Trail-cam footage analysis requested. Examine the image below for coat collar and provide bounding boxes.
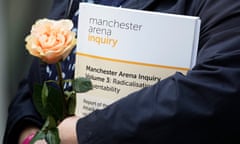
[121,0,156,10]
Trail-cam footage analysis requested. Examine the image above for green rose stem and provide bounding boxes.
[31,62,73,144]
[56,62,68,120]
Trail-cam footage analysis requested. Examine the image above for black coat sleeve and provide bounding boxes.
[76,0,240,144]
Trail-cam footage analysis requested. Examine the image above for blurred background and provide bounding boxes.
[0,0,53,142]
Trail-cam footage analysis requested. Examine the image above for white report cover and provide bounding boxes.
[75,2,201,116]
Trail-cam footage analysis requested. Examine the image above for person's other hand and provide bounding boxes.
[58,116,79,144]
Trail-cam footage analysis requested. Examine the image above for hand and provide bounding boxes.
[58,116,79,144]
[18,126,39,144]
[34,140,48,144]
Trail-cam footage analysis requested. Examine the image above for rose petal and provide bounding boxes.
[25,18,76,64]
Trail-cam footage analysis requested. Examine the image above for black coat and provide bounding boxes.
[4,0,240,143]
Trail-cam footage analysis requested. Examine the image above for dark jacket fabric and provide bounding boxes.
[4,0,240,144]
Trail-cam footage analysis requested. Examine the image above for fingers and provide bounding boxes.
[34,139,47,144]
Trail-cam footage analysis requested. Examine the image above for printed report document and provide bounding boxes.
[74,2,201,116]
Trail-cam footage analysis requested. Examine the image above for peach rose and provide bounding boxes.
[25,18,76,64]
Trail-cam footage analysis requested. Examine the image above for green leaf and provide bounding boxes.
[33,83,65,121]
[30,130,46,144]
[42,82,48,108]
[42,116,57,130]
[73,77,92,93]
[46,85,65,121]
[67,93,76,115]
[33,83,48,119]
[30,116,60,144]
[43,116,60,144]
[64,91,75,99]
[46,128,61,144]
